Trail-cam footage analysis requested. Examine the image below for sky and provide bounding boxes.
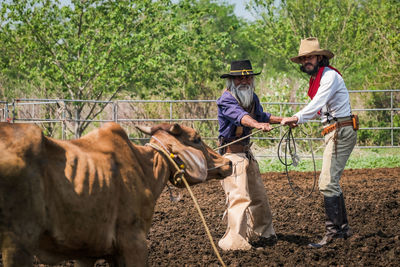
[227,0,255,21]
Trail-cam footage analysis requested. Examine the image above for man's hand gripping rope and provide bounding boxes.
[214,124,283,152]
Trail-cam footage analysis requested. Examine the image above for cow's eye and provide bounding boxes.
[193,137,202,144]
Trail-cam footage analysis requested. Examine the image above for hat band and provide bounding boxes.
[230,69,253,75]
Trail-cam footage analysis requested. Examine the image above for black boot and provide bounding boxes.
[309,194,350,248]
[338,193,352,238]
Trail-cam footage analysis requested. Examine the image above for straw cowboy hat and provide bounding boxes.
[290,37,334,64]
[220,60,261,78]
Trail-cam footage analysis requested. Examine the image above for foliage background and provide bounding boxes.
[0,0,399,144]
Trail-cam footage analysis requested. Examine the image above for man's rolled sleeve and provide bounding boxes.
[254,95,271,123]
[257,109,271,123]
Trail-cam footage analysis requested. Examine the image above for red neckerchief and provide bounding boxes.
[308,66,342,99]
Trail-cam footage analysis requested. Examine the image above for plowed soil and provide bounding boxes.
[4,168,399,266]
[147,167,400,267]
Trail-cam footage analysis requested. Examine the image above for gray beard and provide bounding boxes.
[231,84,254,109]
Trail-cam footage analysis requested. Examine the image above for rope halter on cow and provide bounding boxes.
[146,135,186,186]
[145,136,227,267]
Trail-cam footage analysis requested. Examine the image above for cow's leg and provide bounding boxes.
[74,259,97,267]
[104,257,117,267]
[117,229,148,267]
[1,239,33,267]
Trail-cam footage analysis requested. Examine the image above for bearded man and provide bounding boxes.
[281,38,358,248]
[217,59,283,250]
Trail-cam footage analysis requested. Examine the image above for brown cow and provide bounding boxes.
[0,122,232,267]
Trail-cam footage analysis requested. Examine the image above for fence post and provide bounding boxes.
[5,101,9,121]
[12,99,15,123]
[113,101,118,122]
[391,91,393,146]
[279,103,283,139]
[62,101,66,140]
[169,102,173,123]
[75,107,79,138]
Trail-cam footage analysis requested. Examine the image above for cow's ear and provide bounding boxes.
[169,123,182,135]
[136,125,152,135]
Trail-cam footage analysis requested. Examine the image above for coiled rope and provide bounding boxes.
[277,126,317,198]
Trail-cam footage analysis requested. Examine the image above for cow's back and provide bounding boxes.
[36,122,148,259]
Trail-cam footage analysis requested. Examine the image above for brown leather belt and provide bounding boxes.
[321,120,353,136]
[225,143,249,154]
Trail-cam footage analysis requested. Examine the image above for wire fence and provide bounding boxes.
[1,89,399,158]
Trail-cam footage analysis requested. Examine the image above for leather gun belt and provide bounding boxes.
[321,119,353,137]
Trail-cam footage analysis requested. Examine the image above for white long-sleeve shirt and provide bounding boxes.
[294,67,352,124]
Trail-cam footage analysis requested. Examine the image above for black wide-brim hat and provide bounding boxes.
[220,59,261,78]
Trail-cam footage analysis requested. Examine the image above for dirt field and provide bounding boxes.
[147,167,400,267]
[2,168,399,266]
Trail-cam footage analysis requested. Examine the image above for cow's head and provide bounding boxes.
[137,123,232,187]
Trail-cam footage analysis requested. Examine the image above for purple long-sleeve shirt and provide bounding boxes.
[217,90,271,144]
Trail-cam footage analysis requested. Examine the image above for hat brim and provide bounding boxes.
[290,50,334,64]
[220,72,261,79]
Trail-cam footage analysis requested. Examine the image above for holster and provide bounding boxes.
[351,114,359,130]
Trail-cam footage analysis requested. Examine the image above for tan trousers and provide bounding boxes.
[319,126,357,197]
[218,152,275,251]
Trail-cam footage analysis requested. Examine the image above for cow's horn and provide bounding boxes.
[136,125,152,135]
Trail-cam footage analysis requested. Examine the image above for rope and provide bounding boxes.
[277,126,317,199]
[214,125,283,151]
[146,142,227,267]
[180,176,226,267]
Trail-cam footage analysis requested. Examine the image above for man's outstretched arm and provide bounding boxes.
[241,115,271,132]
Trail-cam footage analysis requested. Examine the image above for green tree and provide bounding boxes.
[360,0,400,91]
[0,0,234,136]
[245,0,399,89]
